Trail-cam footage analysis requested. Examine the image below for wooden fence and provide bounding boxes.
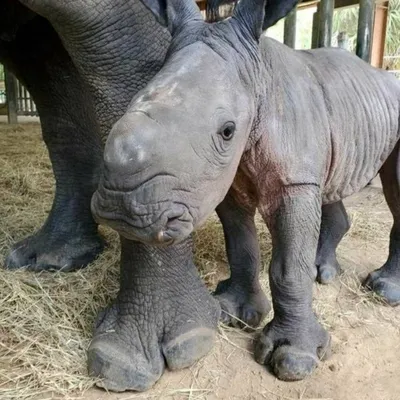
[2,68,38,123]
[17,81,37,116]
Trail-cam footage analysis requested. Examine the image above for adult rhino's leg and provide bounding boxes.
[255,186,330,381]
[215,192,270,328]
[2,16,103,271]
[88,237,220,392]
[364,143,400,305]
[316,201,350,284]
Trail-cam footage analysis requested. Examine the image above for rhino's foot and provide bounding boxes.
[364,268,400,306]
[214,279,270,328]
[254,315,331,381]
[88,240,220,392]
[316,256,341,285]
[89,299,219,392]
[5,230,104,272]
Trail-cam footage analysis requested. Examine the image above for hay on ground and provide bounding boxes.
[0,122,397,400]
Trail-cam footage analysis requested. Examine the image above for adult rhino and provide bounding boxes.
[1,0,225,392]
[93,0,400,382]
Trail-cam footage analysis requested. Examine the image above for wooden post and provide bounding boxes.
[337,32,349,50]
[284,7,297,48]
[311,7,320,49]
[318,0,334,48]
[371,1,388,68]
[4,67,18,124]
[356,0,375,62]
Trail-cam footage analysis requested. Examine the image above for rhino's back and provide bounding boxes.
[260,38,400,203]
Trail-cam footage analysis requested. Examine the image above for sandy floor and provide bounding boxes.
[0,122,399,400]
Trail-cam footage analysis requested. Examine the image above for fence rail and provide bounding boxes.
[1,67,39,122]
[17,82,37,116]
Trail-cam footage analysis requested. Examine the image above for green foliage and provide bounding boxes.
[0,64,4,81]
[332,5,359,52]
[385,0,400,61]
[333,1,400,71]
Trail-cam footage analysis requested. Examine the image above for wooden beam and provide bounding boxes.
[371,1,388,68]
[334,0,359,8]
[337,32,350,50]
[196,0,360,10]
[197,0,206,11]
[4,67,18,124]
[284,7,297,48]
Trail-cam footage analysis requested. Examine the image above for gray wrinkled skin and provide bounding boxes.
[93,0,400,382]
[1,0,220,391]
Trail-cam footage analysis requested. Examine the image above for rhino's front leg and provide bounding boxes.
[88,237,220,392]
[215,192,270,328]
[2,17,104,271]
[255,187,331,381]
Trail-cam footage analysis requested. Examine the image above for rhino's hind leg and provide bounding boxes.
[88,237,220,392]
[316,201,350,284]
[364,143,400,305]
[2,17,104,271]
[214,193,270,328]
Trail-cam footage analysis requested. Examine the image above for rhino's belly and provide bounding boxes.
[322,128,399,204]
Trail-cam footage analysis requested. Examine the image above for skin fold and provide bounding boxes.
[93,0,400,383]
[1,0,221,392]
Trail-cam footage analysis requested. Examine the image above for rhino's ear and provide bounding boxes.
[141,0,203,34]
[263,0,299,30]
[231,0,299,40]
[231,0,267,41]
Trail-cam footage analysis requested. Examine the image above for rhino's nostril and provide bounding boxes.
[157,231,164,242]
[155,230,174,245]
[157,230,165,242]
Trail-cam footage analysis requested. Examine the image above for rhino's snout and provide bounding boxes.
[91,187,194,246]
[92,110,195,245]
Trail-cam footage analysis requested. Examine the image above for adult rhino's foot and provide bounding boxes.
[254,315,331,381]
[214,279,270,328]
[5,229,104,272]
[88,238,220,392]
[364,267,400,306]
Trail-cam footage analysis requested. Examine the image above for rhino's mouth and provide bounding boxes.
[91,188,194,246]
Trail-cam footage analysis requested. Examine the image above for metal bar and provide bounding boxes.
[23,85,29,114]
[4,67,18,124]
[318,0,334,48]
[311,7,320,49]
[284,7,298,48]
[30,96,35,115]
[17,79,23,112]
[356,0,375,62]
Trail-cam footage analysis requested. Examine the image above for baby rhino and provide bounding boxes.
[92,0,400,382]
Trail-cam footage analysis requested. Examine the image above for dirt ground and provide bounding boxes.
[0,122,399,400]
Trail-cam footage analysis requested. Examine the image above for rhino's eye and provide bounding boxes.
[219,122,236,141]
